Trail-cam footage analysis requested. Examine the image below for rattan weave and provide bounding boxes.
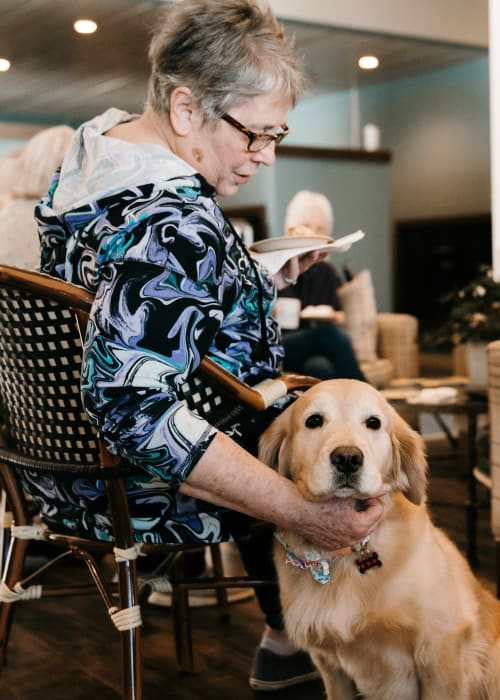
[0,285,100,464]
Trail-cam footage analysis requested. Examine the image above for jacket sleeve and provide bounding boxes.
[80,204,240,486]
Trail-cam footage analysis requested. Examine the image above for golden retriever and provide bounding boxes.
[259,379,500,700]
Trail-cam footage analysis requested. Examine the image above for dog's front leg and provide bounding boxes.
[419,630,490,700]
[311,650,358,700]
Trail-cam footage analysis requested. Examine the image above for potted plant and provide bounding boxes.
[434,266,500,386]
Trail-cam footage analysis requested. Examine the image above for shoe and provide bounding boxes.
[145,542,255,607]
[248,647,321,691]
[142,572,254,608]
[147,582,254,607]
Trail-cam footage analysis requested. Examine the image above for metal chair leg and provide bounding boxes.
[0,538,29,670]
[171,582,194,674]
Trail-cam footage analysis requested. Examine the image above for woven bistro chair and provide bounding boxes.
[0,264,317,700]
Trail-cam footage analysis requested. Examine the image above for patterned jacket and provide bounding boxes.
[32,108,284,544]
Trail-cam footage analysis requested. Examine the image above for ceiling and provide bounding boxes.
[0,0,487,126]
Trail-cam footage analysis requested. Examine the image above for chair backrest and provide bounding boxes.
[0,266,100,467]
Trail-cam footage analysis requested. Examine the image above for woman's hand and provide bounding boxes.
[274,250,330,290]
[291,492,387,552]
[332,309,346,325]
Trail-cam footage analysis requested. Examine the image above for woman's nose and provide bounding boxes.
[251,141,277,166]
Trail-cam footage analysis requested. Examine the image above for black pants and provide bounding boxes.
[236,525,283,630]
[181,524,282,630]
[222,398,298,630]
[282,322,366,381]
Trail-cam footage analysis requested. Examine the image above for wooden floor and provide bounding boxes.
[0,435,496,700]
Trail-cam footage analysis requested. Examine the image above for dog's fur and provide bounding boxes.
[259,379,500,700]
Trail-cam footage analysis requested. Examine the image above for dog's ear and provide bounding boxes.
[388,409,428,504]
[258,411,290,476]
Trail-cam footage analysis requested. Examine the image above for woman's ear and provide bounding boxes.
[169,86,197,136]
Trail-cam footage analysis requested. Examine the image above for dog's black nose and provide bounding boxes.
[330,446,364,474]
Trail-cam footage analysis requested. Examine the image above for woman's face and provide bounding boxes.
[291,210,331,238]
[194,90,291,196]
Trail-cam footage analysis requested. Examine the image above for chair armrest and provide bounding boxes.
[199,357,319,411]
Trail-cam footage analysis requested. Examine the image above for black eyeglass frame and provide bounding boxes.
[221,113,289,152]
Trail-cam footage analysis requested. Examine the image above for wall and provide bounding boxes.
[0,139,25,157]
[220,155,392,310]
[286,92,354,148]
[285,57,491,222]
[360,56,490,221]
[9,56,479,314]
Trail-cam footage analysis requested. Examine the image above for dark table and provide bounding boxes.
[383,387,488,568]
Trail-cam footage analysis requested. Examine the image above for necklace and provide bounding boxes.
[223,215,271,361]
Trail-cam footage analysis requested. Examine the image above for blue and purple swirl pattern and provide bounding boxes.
[34,159,284,544]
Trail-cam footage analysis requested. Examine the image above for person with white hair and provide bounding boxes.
[285,189,334,239]
[0,125,74,269]
[279,190,367,381]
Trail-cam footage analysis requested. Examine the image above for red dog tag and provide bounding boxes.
[355,550,383,574]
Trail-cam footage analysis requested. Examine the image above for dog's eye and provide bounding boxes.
[365,416,381,430]
[305,413,324,429]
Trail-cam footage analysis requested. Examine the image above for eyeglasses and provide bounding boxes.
[221,113,289,152]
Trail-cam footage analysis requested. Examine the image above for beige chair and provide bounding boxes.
[361,312,419,388]
[337,270,419,388]
[488,339,500,596]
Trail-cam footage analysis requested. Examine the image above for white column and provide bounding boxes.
[490,0,500,280]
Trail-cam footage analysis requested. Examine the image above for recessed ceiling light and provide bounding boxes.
[74,19,98,34]
[0,58,11,72]
[358,55,380,70]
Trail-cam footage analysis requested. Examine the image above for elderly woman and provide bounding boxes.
[279,190,367,381]
[35,0,385,690]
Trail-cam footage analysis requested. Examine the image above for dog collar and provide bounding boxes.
[274,532,381,584]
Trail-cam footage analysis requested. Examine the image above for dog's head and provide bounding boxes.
[259,379,427,504]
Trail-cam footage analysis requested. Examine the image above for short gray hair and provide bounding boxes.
[147,0,306,120]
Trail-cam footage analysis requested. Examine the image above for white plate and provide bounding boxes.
[249,230,365,275]
[320,230,365,251]
[249,235,333,254]
[300,305,338,320]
